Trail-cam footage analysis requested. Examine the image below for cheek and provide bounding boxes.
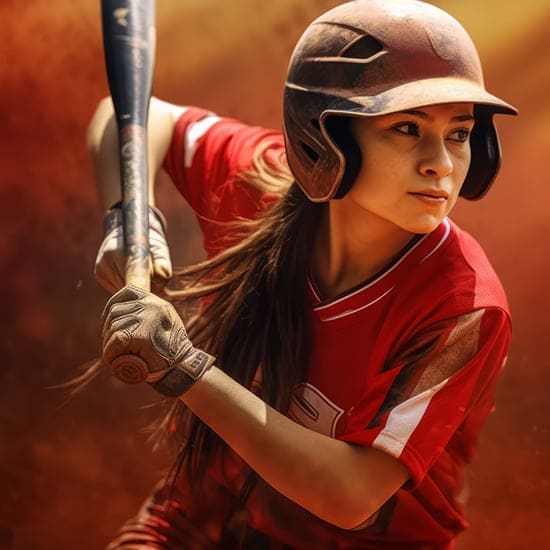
[351,165,392,202]
[458,147,472,177]
[452,150,472,190]
[355,148,400,190]
[446,193,460,213]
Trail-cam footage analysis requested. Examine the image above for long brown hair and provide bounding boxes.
[161,149,325,494]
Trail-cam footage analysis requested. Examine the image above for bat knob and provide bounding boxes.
[110,354,149,384]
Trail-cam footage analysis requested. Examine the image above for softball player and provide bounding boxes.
[91,1,517,547]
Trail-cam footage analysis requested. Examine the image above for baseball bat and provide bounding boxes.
[101,0,156,384]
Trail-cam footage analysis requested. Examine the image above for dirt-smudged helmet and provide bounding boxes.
[283,0,518,202]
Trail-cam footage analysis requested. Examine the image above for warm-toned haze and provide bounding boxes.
[1,1,549,548]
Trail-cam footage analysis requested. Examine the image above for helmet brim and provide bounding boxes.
[322,77,518,119]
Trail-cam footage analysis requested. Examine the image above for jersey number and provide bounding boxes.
[288,382,344,437]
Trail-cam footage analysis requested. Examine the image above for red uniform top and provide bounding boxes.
[108,108,511,550]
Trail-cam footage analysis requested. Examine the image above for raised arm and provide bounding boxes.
[87,96,185,208]
[86,97,187,292]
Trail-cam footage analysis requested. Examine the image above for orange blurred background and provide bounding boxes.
[1,1,549,548]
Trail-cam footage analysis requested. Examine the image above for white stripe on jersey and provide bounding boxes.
[321,286,395,322]
[184,115,221,168]
[313,218,451,314]
[372,377,449,458]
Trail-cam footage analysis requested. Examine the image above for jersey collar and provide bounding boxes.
[309,219,452,322]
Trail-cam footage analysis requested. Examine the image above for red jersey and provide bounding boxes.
[108,108,511,549]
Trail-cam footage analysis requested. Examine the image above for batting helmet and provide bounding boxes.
[283,0,518,202]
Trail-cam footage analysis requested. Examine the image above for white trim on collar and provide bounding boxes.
[311,219,452,321]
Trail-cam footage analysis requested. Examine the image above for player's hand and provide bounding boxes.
[101,285,215,396]
[94,205,173,294]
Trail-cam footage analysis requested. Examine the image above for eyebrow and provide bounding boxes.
[399,109,475,123]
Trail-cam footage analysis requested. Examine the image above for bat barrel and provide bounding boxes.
[101,0,155,127]
[101,0,156,291]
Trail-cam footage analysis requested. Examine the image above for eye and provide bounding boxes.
[448,128,471,143]
[393,122,419,136]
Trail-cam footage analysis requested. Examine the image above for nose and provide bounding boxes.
[417,138,453,178]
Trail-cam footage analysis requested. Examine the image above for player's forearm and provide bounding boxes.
[86,96,183,209]
[181,366,408,530]
[87,96,127,208]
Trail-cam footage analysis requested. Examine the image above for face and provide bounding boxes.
[344,103,474,235]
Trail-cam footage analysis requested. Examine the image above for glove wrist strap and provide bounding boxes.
[152,349,216,397]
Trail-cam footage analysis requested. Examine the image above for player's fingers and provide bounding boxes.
[101,285,147,323]
[149,232,173,280]
[102,329,138,366]
[102,304,142,330]
[152,257,172,281]
[101,303,143,338]
[102,313,141,348]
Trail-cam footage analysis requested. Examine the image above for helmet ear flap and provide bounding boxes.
[323,116,362,200]
[460,107,502,200]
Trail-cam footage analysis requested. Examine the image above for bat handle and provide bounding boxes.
[119,124,152,293]
[125,269,151,291]
[110,354,149,384]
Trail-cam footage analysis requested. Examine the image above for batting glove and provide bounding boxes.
[94,204,173,294]
[102,285,215,396]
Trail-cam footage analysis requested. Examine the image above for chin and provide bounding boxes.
[405,216,445,235]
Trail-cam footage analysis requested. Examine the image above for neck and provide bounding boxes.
[311,201,416,299]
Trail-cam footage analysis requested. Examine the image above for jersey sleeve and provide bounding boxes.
[162,107,284,257]
[338,306,511,489]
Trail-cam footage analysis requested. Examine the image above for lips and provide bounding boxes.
[410,189,449,200]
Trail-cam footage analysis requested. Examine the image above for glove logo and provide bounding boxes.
[188,352,208,377]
